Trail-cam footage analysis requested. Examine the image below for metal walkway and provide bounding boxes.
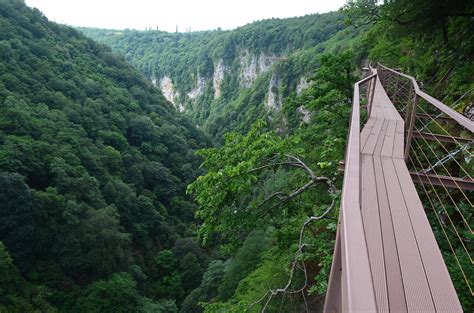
[324,65,473,312]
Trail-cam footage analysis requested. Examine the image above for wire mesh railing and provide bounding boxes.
[377,63,473,297]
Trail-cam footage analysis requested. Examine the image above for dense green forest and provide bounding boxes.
[1,0,473,312]
[0,0,211,311]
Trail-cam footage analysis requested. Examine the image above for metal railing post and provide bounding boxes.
[324,223,342,312]
[405,93,419,161]
[366,78,372,100]
[368,76,376,117]
[404,83,414,129]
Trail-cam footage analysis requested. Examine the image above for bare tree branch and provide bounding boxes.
[247,162,302,174]
[249,176,338,312]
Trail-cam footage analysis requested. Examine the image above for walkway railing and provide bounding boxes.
[324,72,378,312]
[377,63,473,298]
[324,63,472,312]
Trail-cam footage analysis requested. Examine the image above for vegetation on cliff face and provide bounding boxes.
[79,13,367,139]
[186,53,355,311]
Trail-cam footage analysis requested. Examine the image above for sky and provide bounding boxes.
[25,0,346,32]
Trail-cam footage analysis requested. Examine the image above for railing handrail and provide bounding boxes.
[377,63,474,132]
[336,72,377,311]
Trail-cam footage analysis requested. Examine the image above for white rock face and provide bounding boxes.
[156,75,185,112]
[213,59,225,99]
[265,73,282,111]
[239,50,278,88]
[187,73,206,99]
[176,103,185,112]
[258,53,275,73]
[275,116,288,134]
[297,105,312,124]
[158,76,176,103]
[239,51,258,88]
[296,76,310,95]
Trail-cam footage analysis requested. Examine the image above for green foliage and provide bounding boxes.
[180,260,227,313]
[180,253,204,294]
[217,231,269,300]
[0,172,41,261]
[188,53,354,309]
[344,0,472,42]
[53,205,132,277]
[229,253,288,312]
[0,0,210,311]
[0,242,21,295]
[75,272,178,313]
[142,298,178,313]
[75,273,141,313]
[188,120,289,249]
[352,0,474,112]
[151,250,184,300]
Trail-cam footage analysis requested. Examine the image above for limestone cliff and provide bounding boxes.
[153,75,185,112]
[213,59,225,99]
[265,72,282,111]
[188,73,207,99]
[239,51,278,88]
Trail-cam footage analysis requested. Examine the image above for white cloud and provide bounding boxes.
[25,0,346,32]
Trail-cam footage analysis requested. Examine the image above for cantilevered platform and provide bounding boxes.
[358,76,462,312]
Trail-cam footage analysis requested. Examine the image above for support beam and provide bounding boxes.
[405,94,418,161]
[410,172,474,191]
[341,161,474,191]
[398,112,457,125]
[412,131,472,144]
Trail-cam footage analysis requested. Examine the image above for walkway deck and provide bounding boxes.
[359,76,462,312]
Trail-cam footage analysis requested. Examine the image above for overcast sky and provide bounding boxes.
[25,0,346,32]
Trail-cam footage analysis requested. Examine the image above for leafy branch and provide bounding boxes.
[249,179,337,312]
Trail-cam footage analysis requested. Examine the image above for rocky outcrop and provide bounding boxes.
[265,73,282,111]
[158,76,177,103]
[239,51,258,88]
[296,76,310,95]
[188,73,206,99]
[258,52,276,73]
[151,52,290,114]
[213,59,225,99]
[153,75,185,112]
[297,105,311,123]
[239,51,279,88]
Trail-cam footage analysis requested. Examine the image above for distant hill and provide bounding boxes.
[79,12,366,138]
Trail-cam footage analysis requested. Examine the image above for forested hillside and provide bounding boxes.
[80,14,365,138]
[0,0,211,311]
